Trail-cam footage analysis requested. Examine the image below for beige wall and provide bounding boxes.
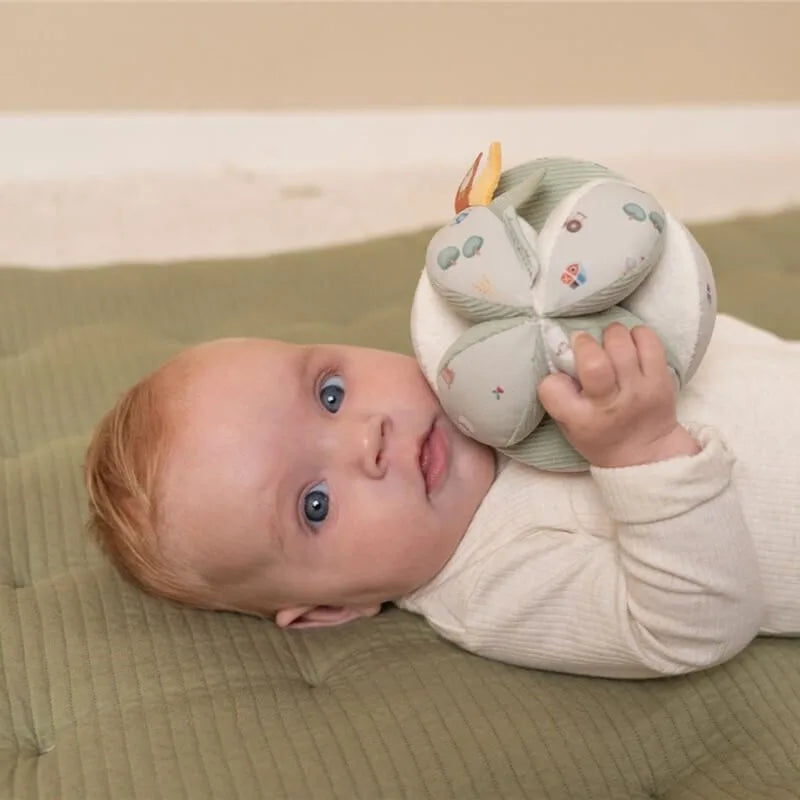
[1,2,798,110]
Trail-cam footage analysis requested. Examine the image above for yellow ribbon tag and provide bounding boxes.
[454,141,502,213]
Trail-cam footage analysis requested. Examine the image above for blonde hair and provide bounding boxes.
[84,366,221,610]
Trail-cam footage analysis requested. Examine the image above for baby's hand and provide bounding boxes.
[538,324,700,468]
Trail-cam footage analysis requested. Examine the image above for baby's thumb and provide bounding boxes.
[538,372,580,423]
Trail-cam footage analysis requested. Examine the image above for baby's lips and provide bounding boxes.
[419,422,448,495]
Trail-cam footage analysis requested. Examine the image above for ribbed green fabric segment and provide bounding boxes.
[429,277,530,322]
[441,316,531,361]
[495,157,621,232]
[502,416,589,471]
[0,212,799,799]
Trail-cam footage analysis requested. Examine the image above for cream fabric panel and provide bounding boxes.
[1,2,798,109]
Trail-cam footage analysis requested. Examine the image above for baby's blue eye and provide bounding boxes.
[303,481,329,527]
[319,374,345,414]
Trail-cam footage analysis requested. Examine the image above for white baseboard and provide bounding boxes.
[1,106,799,180]
[1,107,798,267]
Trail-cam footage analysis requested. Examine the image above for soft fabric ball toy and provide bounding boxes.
[411,143,717,471]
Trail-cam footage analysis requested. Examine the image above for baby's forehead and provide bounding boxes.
[181,336,291,363]
[165,338,299,388]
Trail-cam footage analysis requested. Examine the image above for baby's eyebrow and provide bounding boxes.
[268,439,307,555]
[263,482,288,557]
[296,346,316,396]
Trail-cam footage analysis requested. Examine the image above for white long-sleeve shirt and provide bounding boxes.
[397,316,799,679]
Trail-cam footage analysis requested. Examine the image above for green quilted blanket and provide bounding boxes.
[1,211,798,799]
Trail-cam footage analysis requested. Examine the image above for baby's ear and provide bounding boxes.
[275,604,381,629]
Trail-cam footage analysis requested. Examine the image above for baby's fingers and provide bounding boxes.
[572,332,617,399]
[538,372,581,424]
[603,323,642,385]
[631,326,669,378]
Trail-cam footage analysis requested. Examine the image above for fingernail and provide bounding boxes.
[570,331,589,347]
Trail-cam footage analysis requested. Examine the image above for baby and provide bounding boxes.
[85,315,800,679]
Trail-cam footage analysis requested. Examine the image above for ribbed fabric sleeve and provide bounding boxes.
[589,425,732,523]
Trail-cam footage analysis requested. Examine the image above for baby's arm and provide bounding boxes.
[458,436,764,678]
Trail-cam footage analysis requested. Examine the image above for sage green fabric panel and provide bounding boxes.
[494,157,620,233]
[1,210,799,799]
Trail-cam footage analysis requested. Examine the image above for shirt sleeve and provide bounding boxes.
[449,426,765,679]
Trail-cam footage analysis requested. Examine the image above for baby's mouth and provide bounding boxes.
[419,419,448,496]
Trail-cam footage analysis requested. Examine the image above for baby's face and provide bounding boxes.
[159,338,495,625]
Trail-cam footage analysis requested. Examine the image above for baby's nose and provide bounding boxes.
[320,414,390,477]
[357,415,388,478]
